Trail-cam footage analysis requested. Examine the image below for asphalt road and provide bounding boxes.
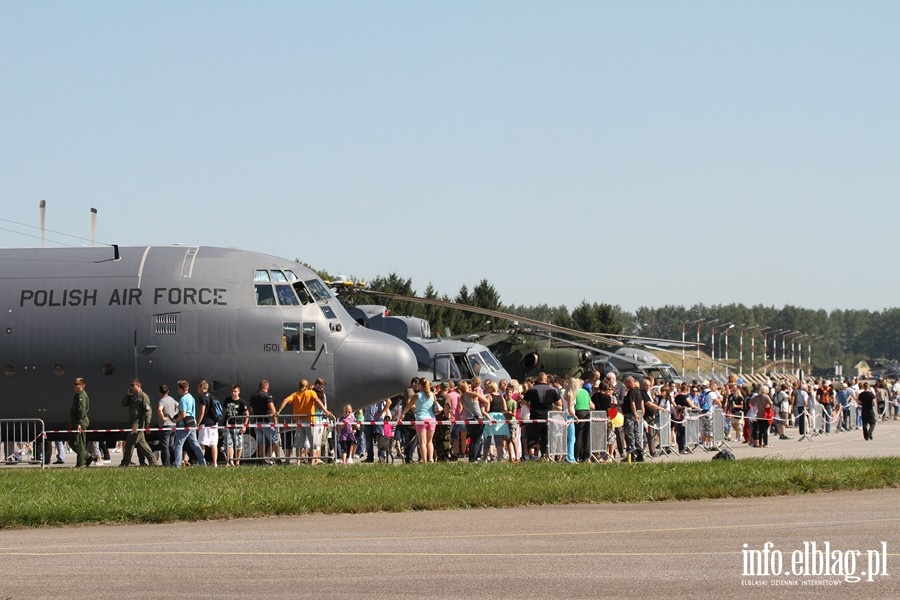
[1,420,898,599]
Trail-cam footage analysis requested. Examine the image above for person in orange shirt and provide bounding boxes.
[278,379,333,463]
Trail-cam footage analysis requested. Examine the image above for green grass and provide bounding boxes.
[1,458,898,529]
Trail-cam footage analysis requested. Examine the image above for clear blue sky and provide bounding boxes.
[2,1,898,313]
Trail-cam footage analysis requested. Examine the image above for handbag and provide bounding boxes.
[182,415,197,428]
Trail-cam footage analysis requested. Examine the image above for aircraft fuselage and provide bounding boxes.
[1,246,416,436]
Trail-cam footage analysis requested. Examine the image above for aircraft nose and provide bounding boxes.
[332,326,417,408]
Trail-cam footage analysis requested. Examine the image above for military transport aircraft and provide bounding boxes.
[0,245,417,440]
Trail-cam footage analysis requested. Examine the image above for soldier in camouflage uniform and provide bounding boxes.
[119,378,159,466]
[434,382,453,461]
[70,377,90,467]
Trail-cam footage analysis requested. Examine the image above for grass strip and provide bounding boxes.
[1,457,897,529]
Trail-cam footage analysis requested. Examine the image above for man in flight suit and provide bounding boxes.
[119,378,159,466]
[70,377,90,467]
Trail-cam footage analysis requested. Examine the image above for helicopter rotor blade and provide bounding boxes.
[360,291,701,349]
[362,290,626,347]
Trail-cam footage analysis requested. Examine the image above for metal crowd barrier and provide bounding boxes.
[547,410,567,460]
[233,414,337,464]
[683,410,700,453]
[847,404,859,431]
[588,411,607,461]
[712,406,730,450]
[811,403,824,435]
[657,410,673,454]
[1,419,46,468]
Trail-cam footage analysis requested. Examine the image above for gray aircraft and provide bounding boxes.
[343,290,692,385]
[0,245,417,440]
[346,305,512,384]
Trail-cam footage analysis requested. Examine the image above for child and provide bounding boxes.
[338,404,358,464]
[378,420,395,463]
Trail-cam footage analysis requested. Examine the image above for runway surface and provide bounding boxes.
[1,420,898,599]
[0,489,897,599]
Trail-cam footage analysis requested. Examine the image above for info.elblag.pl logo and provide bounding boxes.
[741,541,889,585]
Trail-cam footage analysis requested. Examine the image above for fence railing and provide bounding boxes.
[1,419,46,468]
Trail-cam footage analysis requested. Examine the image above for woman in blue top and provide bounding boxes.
[481,380,510,461]
[399,378,443,463]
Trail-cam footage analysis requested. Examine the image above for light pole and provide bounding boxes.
[710,320,730,377]
[807,335,822,378]
[723,323,735,375]
[713,322,733,376]
[781,331,798,375]
[764,329,786,376]
[697,319,717,380]
[682,319,702,378]
[751,326,768,376]
[742,325,758,376]
[791,333,806,378]
[682,320,696,378]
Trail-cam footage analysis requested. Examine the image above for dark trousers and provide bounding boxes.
[644,416,659,457]
[159,429,176,466]
[71,430,87,467]
[121,430,158,466]
[400,425,418,462]
[467,423,484,462]
[796,407,807,436]
[753,420,769,446]
[862,410,876,440]
[526,422,548,457]
[362,424,376,462]
[574,410,591,461]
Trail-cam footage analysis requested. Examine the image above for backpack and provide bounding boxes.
[712,448,736,461]
[210,395,224,423]
[700,391,711,412]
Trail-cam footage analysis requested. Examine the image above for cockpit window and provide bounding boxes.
[283,322,300,351]
[255,284,276,306]
[469,351,501,375]
[320,305,337,319]
[434,355,463,381]
[293,282,313,305]
[275,285,299,306]
[478,350,503,373]
[285,270,299,282]
[305,279,332,301]
[455,354,473,379]
[271,270,288,283]
[302,323,316,351]
[254,270,271,282]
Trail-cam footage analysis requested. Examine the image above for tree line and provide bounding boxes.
[306,264,898,375]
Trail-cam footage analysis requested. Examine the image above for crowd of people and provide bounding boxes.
[56,370,899,467]
[352,372,900,464]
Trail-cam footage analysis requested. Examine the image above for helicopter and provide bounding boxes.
[344,304,512,384]
[339,289,692,384]
[478,327,684,384]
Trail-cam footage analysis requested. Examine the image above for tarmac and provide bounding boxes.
[0,420,898,599]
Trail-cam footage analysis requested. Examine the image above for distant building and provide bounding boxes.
[853,360,871,378]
